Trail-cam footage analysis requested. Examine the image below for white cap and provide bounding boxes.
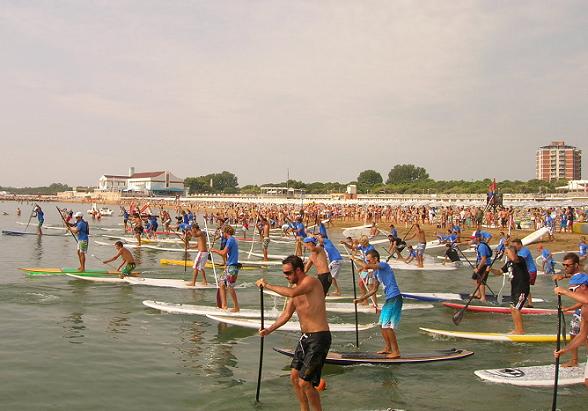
[74,211,83,218]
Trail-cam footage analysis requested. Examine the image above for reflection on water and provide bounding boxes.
[61,312,86,344]
[32,235,43,264]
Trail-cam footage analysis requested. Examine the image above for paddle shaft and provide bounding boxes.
[552,280,562,411]
[56,207,78,243]
[351,260,359,348]
[456,245,499,296]
[91,254,118,272]
[24,205,36,232]
[256,286,264,402]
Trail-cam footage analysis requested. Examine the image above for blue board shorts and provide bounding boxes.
[379,295,403,329]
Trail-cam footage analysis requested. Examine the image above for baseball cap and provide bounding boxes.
[74,212,83,218]
[569,273,588,291]
[303,237,317,244]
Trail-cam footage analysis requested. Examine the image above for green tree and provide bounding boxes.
[386,164,429,184]
[357,170,383,186]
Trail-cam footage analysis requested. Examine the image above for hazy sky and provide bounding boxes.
[1,1,586,187]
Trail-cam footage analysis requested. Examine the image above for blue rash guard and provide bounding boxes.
[375,262,401,300]
[390,228,398,238]
[323,238,342,262]
[319,223,328,238]
[76,219,89,242]
[37,209,44,223]
[295,222,306,238]
[476,242,492,265]
[225,236,239,266]
[517,247,537,272]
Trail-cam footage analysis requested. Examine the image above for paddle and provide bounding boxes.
[384,224,413,263]
[551,279,563,411]
[255,286,264,402]
[452,250,501,325]
[56,206,78,243]
[455,244,499,298]
[203,217,220,307]
[351,260,359,348]
[91,254,118,272]
[247,215,259,259]
[24,205,36,233]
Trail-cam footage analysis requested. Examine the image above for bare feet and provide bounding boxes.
[508,330,525,335]
[185,281,196,286]
[377,350,391,354]
[229,307,240,313]
[385,353,401,359]
[561,361,578,368]
[202,282,208,286]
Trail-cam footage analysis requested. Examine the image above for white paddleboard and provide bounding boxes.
[206,314,376,332]
[125,277,219,289]
[142,300,282,318]
[66,274,129,283]
[325,302,434,314]
[475,364,586,386]
[387,260,457,271]
[263,289,381,301]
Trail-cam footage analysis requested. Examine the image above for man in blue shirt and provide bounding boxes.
[353,249,402,358]
[34,205,44,235]
[472,232,493,303]
[211,225,240,312]
[512,238,538,307]
[69,212,90,272]
[316,233,343,296]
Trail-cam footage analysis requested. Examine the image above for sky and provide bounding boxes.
[1,1,587,187]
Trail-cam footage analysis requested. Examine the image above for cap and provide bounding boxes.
[471,230,481,239]
[74,212,83,218]
[303,237,317,244]
[569,273,588,287]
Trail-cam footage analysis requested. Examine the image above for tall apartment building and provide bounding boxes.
[536,140,582,181]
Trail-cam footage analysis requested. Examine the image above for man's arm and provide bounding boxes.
[555,315,588,357]
[555,287,588,304]
[103,250,122,264]
[259,298,296,336]
[354,279,380,303]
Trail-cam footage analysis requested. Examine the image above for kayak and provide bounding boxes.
[419,327,572,343]
[442,302,559,315]
[142,300,282,318]
[475,364,586,386]
[401,293,545,303]
[20,267,140,276]
[274,347,474,365]
[206,314,376,332]
[325,302,434,314]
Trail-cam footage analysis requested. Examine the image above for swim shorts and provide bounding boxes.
[471,264,488,282]
[262,237,270,250]
[290,331,332,387]
[570,312,581,336]
[220,265,239,288]
[510,290,528,311]
[528,271,537,286]
[379,295,403,329]
[77,240,88,254]
[317,272,332,295]
[328,260,341,279]
[416,243,426,257]
[134,226,144,234]
[193,251,209,270]
[121,262,136,275]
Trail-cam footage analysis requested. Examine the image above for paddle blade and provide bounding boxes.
[452,309,465,325]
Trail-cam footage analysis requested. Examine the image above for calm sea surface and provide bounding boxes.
[0,201,585,410]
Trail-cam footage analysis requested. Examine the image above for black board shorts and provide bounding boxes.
[511,289,529,311]
[317,273,333,295]
[471,265,488,282]
[291,331,332,387]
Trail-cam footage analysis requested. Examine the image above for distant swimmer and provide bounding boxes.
[187,224,208,286]
[354,249,403,357]
[67,212,90,272]
[103,241,137,278]
[303,237,332,295]
[256,255,331,411]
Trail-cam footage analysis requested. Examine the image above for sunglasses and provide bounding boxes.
[569,285,582,292]
[282,270,294,276]
[562,263,577,267]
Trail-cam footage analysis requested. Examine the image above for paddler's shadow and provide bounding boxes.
[60,312,86,344]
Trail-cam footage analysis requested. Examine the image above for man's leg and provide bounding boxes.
[228,288,240,312]
[219,284,228,310]
[290,370,309,411]
[299,379,322,411]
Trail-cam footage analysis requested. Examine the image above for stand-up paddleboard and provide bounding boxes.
[20,267,140,276]
[263,289,382,301]
[342,225,373,239]
[66,273,130,283]
[387,260,457,271]
[159,258,277,268]
[326,302,434,314]
[521,226,549,245]
[419,327,572,343]
[206,314,376,332]
[125,277,219,289]
[142,300,282,318]
[402,293,545,303]
[247,251,316,261]
[442,302,559,315]
[474,364,586,386]
[95,240,186,252]
[2,230,65,236]
[274,347,474,365]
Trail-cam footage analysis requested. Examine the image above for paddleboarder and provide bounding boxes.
[512,238,538,307]
[103,241,137,278]
[211,225,240,312]
[406,223,426,268]
[316,233,343,296]
[131,213,144,246]
[187,224,208,286]
[34,205,44,235]
[490,245,530,334]
[256,255,331,411]
[554,273,588,388]
[472,231,492,302]
[303,237,332,295]
[67,212,90,272]
[259,216,271,261]
[353,249,403,358]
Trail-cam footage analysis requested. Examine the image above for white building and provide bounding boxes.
[97,167,184,196]
[98,174,129,191]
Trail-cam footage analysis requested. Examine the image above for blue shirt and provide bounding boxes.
[476,242,492,265]
[517,247,537,272]
[496,237,507,253]
[319,223,328,238]
[323,238,342,262]
[357,244,375,262]
[295,222,306,238]
[579,243,588,257]
[36,209,44,222]
[375,261,401,300]
[480,231,492,242]
[76,219,89,241]
[225,236,239,266]
[390,228,398,238]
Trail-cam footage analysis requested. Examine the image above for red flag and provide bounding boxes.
[488,178,497,193]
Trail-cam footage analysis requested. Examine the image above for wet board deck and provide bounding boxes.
[419,327,572,343]
[401,293,545,303]
[325,302,434,314]
[20,267,140,276]
[387,260,457,271]
[66,274,130,283]
[442,302,559,315]
[142,300,282,318]
[159,258,277,268]
[124,277,219,289]
[474,364,586,386]
[274,347,474,365]
[206,314,376,332]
